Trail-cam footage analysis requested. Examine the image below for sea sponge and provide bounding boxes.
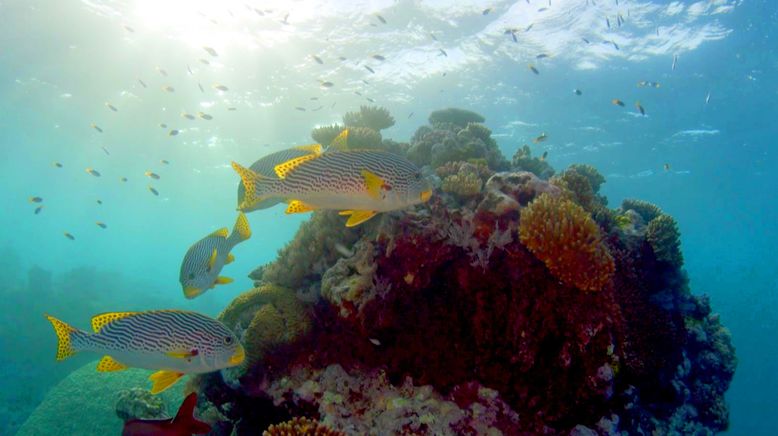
[646,214,684,267]
[428,108,485,127]
[511,145,554,179]
[622,199,663,223]
[311,124,344,146]
[342,105,395,131]
[519,193,615,291]
[218,285,312,369]
[263,417,345,436]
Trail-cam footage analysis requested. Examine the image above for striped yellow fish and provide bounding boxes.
[180,213,251,299]
[45,310,244,394]
[232,133,432,227]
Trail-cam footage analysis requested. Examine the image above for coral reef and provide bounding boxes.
[646,214,684,267]
[264,415,345,436]
[311,125,383,150]
[511,144,555,179]
[193,109,735,436]
[519,193,615,291]
[115,388,168,421]
[17,362,183,436]
[342,106,395,131]
[621,198,663,222]
[428,108,485,127]
[311,124,345,146]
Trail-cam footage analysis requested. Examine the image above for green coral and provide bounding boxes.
[622,199,663,223]
[646,214,684,267]
[511,145,554,179]
[459,122,492,142]
[567,164,605,193]
[442,172,483,198]
[346,126,382,149]
[428,108,485,127]
[343,105,395,131]
[311,124,345,146]
[219,285,312,369]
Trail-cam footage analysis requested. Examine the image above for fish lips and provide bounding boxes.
[229,345,245,366]
[420,189,433,203]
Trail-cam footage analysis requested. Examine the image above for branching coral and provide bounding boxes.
[622,199,663,223]
[342,105,395,131]
[519,193,615,291]
[551,167,606,213]
[428,108,485,127]
[437,162,488,200]
[311,124,344,146]
[511,145,554,179]
[646,214,684,267]
[263,416,345,436]
[567,164,606,193]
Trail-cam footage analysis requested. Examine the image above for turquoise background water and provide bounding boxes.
[1,0,775,434]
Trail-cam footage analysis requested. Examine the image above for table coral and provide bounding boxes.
[342,105,395,131]
[519,193,615,291]
[428,108,485,127]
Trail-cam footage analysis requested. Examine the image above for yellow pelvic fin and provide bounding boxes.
[294,143,324,155]
[329,129,349,151]
[149,370,184,395]
[285,200,318,214]
[361,169,385,200]
[231,161,266,210]
[232,212,251,242]
[208,248,218,269]
[97,355,128,372]
[345,210,378,227]
[226,253,235,264]
[91,312,140,333]
[210,228,229,238]
[274,154,318,179]
[45,314,79,361]
[215,276,233,285]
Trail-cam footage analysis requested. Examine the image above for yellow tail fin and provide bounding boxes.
[231,161,267,210]
[231,212,251,242]
[45,314,80,361]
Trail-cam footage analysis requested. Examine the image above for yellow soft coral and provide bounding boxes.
[519,193,615,291]
[263,417,345,436]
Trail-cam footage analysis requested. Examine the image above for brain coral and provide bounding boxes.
[519,193,615,291]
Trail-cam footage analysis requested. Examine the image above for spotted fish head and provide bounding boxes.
[179,237,222,299]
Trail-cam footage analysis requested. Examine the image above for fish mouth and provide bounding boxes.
[229,345,245,366]
[183,286,202,299]
[420,189,432,203]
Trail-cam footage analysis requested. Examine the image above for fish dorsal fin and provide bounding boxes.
[210,228,229,238]
[294,143,324,155]
[149,370,184,395]
[226,253,235,264]
[91,312,139,333]
[208,248,218,269]
[329,129,349,151]
[97,355,128,372]
[345,210,377,227]
[274,154,318,179]
[361,169,384,200]
[285,200,318,214]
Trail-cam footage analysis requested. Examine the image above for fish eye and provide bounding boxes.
[224,336,233,345]
[414,172,421,180]
[188,273,195,280]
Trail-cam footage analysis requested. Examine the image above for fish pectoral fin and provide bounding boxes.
[328,129,349,151]
[361,170,384,200]
[285,200,318,214]
[338,210,354,216]
[345,210,377,227]
[91,312,140,333]
[208,248,218,270]
[294,143,324,155]
[210,228,229,238]
[166,350,195,359]
[215,276,233,285]
[226,253,235,264]
[274,154,319,179]
[149,370,184,395]
[97,355,128,372]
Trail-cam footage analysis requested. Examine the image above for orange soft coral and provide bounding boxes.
[519,193,615,291]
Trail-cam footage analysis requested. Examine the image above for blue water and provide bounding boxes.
[1,0,775,434]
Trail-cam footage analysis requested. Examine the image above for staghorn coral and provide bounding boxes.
[342,105,395,131]
[263,416,344,436]
[646,214,684,267]
[428,108,485,127]
[218,285,311,370]
[311,124,344,146]
[621,198,663,222]
[511,144,554,179]
[519,193,615,291]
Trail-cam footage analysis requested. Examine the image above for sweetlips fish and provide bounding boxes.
[123,392,211,436]
[45,310,244,394]
[179,212,251,299]
[231,130,432,227]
